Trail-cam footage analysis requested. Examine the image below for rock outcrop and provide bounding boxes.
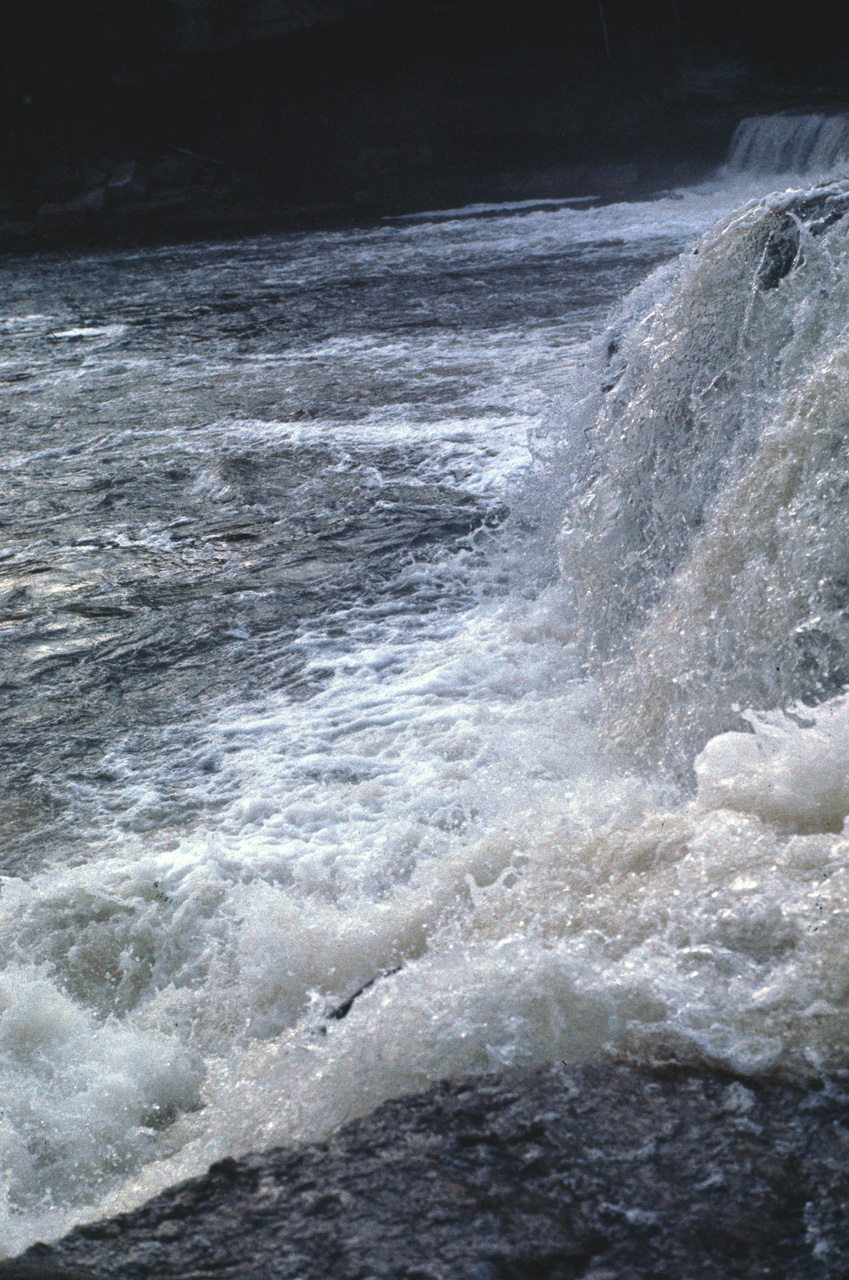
[36,187,106,230]
[106,162,147,203]
[3,1061,849,1279]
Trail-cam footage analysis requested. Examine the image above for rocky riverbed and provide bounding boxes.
[3,1061,849,1279]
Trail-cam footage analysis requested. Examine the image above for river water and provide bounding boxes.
[1,158,848,1251]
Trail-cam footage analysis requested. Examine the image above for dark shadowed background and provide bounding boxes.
[3,0,849,232]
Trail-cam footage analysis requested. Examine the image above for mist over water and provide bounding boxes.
[3,148,849,1253]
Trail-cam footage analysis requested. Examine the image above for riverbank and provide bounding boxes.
[0,153,716,253]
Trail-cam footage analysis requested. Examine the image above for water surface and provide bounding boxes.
[0,176,831,1251]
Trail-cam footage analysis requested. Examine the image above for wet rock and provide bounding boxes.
[107,161,147,203]
[37,200,84,231]
[36,188,106,231]
[72,165,109,195]
[6,1061,849,1278]
[147,155,200,187]
[582,162,641,196]
[0,1266,96,1280]
[757,213,802,289]
[118,186,200,215]
[0,220,36,247]
[77,188,106,216]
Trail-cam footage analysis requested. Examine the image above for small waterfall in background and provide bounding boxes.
[726,112,849,174]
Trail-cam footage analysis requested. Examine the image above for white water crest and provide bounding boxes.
[5,172,849,1253]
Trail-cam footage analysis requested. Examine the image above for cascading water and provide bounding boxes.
[4,160,849,1257]
[726,113,849,175]
[562,183,849,763]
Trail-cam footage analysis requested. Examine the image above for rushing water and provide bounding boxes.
[727,113,849,176]
[2,158,849,1252]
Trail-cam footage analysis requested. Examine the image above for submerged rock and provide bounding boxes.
[4,1061,849,1278]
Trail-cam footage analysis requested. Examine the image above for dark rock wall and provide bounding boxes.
[2,0,849,231]
[165,0,391,51]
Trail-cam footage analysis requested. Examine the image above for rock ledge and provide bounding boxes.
[3,1060,849,1279]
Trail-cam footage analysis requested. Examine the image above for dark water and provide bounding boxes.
[0,222,672,871]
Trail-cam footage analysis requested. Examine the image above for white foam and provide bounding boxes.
[50,325,127,340]
[696,698,849,833]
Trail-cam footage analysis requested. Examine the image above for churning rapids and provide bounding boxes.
[4,127,849,1253]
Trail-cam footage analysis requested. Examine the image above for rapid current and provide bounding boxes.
[3,117,849,1252]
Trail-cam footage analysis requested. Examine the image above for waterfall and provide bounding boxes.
[726,113,849,175]
[561,181,849,765]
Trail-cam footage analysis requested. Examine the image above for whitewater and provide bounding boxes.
[3,118,849,1253]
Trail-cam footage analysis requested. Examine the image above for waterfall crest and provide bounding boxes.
[727,113,849,175]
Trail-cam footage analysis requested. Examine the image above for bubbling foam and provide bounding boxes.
[695,697,849,834]
[109,687,849,1226]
